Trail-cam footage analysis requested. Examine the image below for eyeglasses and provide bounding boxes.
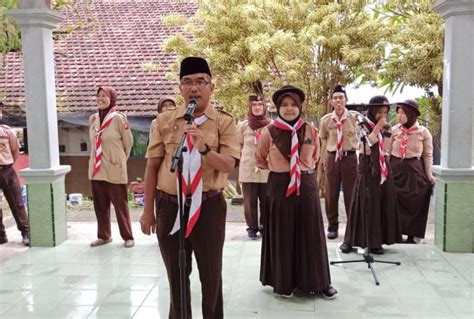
[180,78,210,89]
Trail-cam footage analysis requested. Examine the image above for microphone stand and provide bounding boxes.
[170,115,193,319]
[330,122,401,286]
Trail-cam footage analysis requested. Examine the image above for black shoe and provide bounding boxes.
[247,229,257,240]
[21,233,30,247]
[327,231,338,240]
[405,236,416,244]
[321,286,338,300]
[339,242,352,253]
[371,247,384,255]
[0,236,7,245]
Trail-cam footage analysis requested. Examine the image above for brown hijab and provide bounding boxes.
[247,99,271,130]
[97,86,117,124]
[158,97,176,113]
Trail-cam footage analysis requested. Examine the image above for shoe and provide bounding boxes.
[405,236,416,244]
[339,242,352,254]
[247,229,257,240]
[371,247,385,255]
[0,236,7,245]
[321,286,338,300]
[276,291,294,299]
[327,231,338,240]
[21,233,30,247]
[90,238,112,247]
[124,240,135,248]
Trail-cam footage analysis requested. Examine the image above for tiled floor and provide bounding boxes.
[0,230,473,318]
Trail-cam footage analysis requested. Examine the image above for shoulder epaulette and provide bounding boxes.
[217,109,235,119]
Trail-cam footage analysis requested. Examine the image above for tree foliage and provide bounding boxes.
[163,0,387,118]
[375,0,444,140]
[377,0,444,96]
[0,0,20,55]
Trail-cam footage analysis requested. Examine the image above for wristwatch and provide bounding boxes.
[199,143,211,155]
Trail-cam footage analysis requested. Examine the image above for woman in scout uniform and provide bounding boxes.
[256,85,337,299]
[238,82,271,239]
[340,95,401,255]
[390,99,435,243]
[88,86,134,248]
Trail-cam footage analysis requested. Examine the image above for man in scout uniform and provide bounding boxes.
[140,56,240,319]
[319,85,359,240]
[0,123,30,246]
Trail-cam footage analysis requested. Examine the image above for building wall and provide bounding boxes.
[58,126,90,156]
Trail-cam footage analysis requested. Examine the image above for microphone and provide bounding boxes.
[183,98,198,122]
[355,112,370,129]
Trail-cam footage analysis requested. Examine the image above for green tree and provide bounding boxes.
[0,0,20,55]
[376,0,443,142]
[163,0,387,118]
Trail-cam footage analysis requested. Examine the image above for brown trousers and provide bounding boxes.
[0,165,29,238]
[156,191,226,319]
[242,182,267,231]
[325,152,358,232]
[91,180,133,241]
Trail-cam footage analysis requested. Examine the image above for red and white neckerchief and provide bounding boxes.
[367,118,388,185]
[170,114,208,238]
[400,125,416,159]
[273,117,305,197]
[333,115,347,162]
[93,107,117,176]
[254,129,262,145]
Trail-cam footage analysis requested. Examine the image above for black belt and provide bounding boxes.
[158,190,221,206]
[272,170,315,176]
[329,150,356,156]
[0,164,12,170]
[391,155,421,161]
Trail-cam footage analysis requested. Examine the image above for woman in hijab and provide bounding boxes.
[88,86,134,248]
[255,85,337,299]
[340,96,401,255]
[238,93,271,239]
[390,100,435,244]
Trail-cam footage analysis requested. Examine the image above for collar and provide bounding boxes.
[330,108,348,121]
[175,103,217,121]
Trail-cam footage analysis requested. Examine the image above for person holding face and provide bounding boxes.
[319,85,359,240]
[88,86,134,248]
[140,57,240,319]
[390,99,435,244]
[340,96,401,254]
[238,92,271,239]
[256,85,337,299]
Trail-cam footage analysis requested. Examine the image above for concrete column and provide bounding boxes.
[432,0,474,252]
[7,0,71,247]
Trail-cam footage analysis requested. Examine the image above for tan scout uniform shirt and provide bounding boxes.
[255,123,319,172]
[88,112,134,184]
[146,105,241,195]
[390,122,433,175]
[237,120,269,183]
[319,109,359,161]
[0,125,20,165]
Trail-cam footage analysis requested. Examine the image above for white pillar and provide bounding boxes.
[7,1,71,246]
[434,0,474,170]
[431,0,474,253]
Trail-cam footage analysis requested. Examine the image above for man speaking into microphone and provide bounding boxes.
[140,57,240,319]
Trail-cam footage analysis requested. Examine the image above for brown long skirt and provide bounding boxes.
[260,172,331,295]
[343,155,402,249]
[390,156,432,238]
